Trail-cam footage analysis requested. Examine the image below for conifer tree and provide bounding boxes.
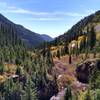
[95,89,100,100]
[87,26,96,50]
[4,79,23,100]
[16,66,21,76]
[90,27,96,50]
[69,54,72,64]
[43,42,46,57]
[0,62,4,75]
[64,85,72,100]
[84,89,92,100]
[22,78,37,100]
[64,42,69,55]
[57,49,60,59]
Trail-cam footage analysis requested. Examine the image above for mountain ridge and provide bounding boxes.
[0,13,52,47]
[41,34,53,41]
[53,10,100,44]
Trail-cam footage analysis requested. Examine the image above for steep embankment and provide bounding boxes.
[76,58,100,83]
[51,55,88,100]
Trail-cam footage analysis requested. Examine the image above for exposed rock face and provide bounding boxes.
[76,58,100,83]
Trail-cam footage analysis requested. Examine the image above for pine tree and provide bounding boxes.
[87,26,96,50]
[43,42,46,57]
[4,79,12,100]
[69,55,72,64]
[64,85,72,100]
[64,42,69,55]
[95,89,100,100]
[22,78,37,100]
[0,62,4,75]
[4,79,23,100]
[46,47,54,70]
[57,49,60,59]
[90,27,96,50]
[16,66,21,76]
[84,89,92,100]
[54,38,59,46]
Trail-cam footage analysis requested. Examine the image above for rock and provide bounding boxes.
[76,58,100,83]
[50,89,65,100]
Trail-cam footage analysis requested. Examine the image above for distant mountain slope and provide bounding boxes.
[15,25,45,47]
[54,10,100,44]
[41,34,53,41]
[0,13,51,47]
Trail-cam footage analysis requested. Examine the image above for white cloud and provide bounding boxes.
[64,12,86,17]
[3,8,87,17]
[39,18,63,21]
[7,8,33,14]
[27,17,64,21]
[0,1,87,17]
[85,9,96,14]
[0,1,96,21]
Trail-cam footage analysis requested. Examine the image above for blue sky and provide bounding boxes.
[0,0,100,37]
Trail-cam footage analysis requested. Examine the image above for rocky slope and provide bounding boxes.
[76,58,100,83]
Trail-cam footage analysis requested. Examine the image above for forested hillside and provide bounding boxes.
[0,14,52,47]
[52,10,100,45]
[48,10,100,100]
[1,9,100,100]
[0,14,58,100]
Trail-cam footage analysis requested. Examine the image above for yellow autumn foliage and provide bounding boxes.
[0,75,6,83]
